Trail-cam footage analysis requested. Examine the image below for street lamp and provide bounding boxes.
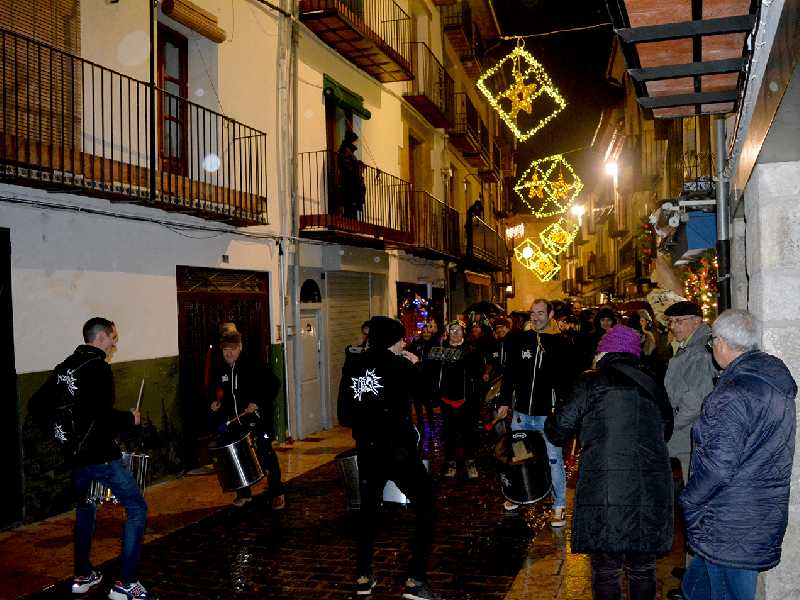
[521,246,534,259]
[570,204,585,227]
[605,161,618,177]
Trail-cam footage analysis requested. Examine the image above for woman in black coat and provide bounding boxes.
[545,325,674,600]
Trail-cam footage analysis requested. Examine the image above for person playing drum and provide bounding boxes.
[208,324,285,509]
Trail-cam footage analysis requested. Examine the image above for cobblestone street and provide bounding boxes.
[7,422,683,600]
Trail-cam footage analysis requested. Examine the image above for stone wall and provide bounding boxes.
[744,161,800,598]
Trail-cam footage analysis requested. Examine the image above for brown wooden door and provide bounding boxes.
[176,267,270,468]
[158,25,188,176]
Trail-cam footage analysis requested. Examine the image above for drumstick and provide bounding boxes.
[135,379,145,412]
[226,409,250,426]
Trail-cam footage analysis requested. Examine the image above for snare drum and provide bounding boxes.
[86,452,150,504]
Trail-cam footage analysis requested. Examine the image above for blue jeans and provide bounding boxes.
[74,458,148,583]
[511,412,566,508]
[682,556,758,600]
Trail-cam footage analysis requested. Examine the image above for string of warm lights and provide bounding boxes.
[514,238,562,282]
[540,218,580,256]
[514,154,584,218]
[477,43,566,142]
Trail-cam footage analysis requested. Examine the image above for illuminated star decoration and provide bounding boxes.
[540,218,580,256]
[514,154,584,218]
[514,238,561,282]
[476,41,566,142]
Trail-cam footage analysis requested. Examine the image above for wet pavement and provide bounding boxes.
[5,417,684,600]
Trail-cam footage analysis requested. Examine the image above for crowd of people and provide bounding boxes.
[27,296,796,600]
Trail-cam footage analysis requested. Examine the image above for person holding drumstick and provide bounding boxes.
[208,324,285,509]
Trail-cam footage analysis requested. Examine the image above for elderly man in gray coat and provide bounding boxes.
[663,301,717,485]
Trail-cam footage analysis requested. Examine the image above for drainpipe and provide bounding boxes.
[715,116,731,312]
[149,0,157,204]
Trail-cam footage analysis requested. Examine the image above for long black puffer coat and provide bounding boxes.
[545,352,674,554]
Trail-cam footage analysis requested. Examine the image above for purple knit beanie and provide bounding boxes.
[597,324,641,357]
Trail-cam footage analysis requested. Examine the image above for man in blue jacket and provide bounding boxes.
[680,309,797,600]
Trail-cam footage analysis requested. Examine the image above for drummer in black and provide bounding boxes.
[339,316,439,600]
[208,325,285,509]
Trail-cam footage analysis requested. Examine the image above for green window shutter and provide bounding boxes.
[323,74,371,120]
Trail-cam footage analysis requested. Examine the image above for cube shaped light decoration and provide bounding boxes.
[476,42,566,142]
[514,154,583,218]
[540,218,580,256]
[514,238,561,282]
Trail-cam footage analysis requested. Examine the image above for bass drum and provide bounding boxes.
[494,430,552,505]
[208,431,264,491]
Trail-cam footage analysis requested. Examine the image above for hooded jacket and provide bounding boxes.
[680,350,797,571]
[664,322,717,458]
[546,352,674,554]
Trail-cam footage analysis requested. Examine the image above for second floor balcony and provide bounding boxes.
[448,93,488,167]
[0,29,268,225]
[410,191,460,260]
[467,216,507,271]
[298,150,414,247]
[441,1,483,79]
[299,0,413,83]
[403,42,454,128]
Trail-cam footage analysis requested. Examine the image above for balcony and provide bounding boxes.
[442,1,483,79]
[0,29,267,225]
[299,0,413,83]
[448,93,488,167]
[479,141,501,182]
[410,191,460,260]
[467,216,507,270]
[403,43,454,128]
[298,150,414,248]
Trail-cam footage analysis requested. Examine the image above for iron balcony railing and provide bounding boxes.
[450,93,480,147]
[469,216,507,269]
[404,42,454,127]
[411,191,460,258]
[299,0,412,81]
[0,28,268,224]
[298,150,413,244]
[441,1,473,46]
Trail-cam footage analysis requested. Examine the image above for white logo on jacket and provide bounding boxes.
[521,349,532,360]
[57,369,78,395]
[351,369,383,402]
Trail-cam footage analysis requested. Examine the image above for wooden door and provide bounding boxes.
[176,267,270,468]
[158,25,188,176]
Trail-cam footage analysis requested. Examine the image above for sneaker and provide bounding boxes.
[403,578,440,600]
[272,494,286,510]
[444,461,457,478]
[108,581,157,600]
[465,460,478,479]
[551,507,567,527]
[72,571,102,594]
[503,500,520,512]
[354,575,377,596]
[232,496,252,507]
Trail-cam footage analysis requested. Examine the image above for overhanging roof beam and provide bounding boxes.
[617,15,756,44]
[629,58,745,82]
[638,90,738,109]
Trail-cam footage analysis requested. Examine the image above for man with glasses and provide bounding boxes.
[663,301,717,600]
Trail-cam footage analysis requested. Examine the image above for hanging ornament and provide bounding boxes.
[539,218,579,256]
[515,154,583,218]
[476,39,566,142]
[514,238,561,282]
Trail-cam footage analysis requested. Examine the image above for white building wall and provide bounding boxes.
[1,184,281,374]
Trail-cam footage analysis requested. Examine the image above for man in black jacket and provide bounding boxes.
[208,325,284,509]
[340,316,439,600]
[33,317,156,600]
[497,299,571,524]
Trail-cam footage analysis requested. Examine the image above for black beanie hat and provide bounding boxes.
[664,301,703,318]
[367,316,405,350]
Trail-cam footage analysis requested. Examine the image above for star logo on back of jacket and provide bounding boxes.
[521,349,532,360]
[351,369,383,402]
[56,369,79,395]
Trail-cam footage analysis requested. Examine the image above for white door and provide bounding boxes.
[300,313,324,436]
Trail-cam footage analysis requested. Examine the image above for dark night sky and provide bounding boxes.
[489,0,622,207]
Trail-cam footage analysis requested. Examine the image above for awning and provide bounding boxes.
[464,270,491,287]
[162,0,226,43]
[323,75,372,120]
[608,0,757,119]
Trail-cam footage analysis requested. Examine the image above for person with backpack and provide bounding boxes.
[29,317,156,600]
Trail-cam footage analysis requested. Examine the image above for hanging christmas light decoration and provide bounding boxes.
[514,238,561,282]
[540,218,580,256]
[476,40,566,142]
[514,154,583,218]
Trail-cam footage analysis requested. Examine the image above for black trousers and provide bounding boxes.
[440,401,476,462]
[356,446,435,580]
[590,552,657,600]
[236,426,283,499]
